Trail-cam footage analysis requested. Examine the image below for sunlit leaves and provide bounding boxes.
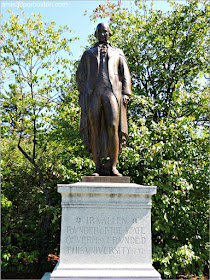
[1,9,78,273]
[1,8,77,151]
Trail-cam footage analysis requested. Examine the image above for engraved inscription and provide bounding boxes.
[67,225,145,235]
[66,235,146,245]
[65,216,147,255]
[67,246,146,255]
[86,216,127,225]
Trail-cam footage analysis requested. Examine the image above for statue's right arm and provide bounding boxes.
[76,51,88,93]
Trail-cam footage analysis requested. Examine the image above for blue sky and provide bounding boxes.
[1,0,186,60]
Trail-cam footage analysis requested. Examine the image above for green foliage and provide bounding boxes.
[119,114,209,278]
[0,9,77,274]
[1,138,63,274]
[1,140,41,272]
[1,89,94,273]
[1,9,76,141]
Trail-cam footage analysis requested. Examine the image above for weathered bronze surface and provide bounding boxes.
[82,176,130,183]
[76,23,132,176]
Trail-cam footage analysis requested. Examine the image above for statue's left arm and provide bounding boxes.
[119,51,132,105]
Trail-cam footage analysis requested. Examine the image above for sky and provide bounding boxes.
[0,0,186,61]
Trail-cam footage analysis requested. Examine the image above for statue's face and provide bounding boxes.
[96,24,109,43]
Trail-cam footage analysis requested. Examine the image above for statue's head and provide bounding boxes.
[95,22,112,43]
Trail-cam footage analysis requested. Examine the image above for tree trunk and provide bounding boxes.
[36,167,55,272]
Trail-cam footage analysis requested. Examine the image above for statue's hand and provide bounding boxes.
[123,95,129,106]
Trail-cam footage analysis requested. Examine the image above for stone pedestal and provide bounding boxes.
[42,178,161,280]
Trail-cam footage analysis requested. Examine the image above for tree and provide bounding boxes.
[1,8,77,270]
[85,0,209,278]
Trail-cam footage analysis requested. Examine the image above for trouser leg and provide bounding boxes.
[88,93,101,173]
[102,90,121,175]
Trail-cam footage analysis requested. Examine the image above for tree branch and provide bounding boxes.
[38,140,49,164]
[18,135,35,166]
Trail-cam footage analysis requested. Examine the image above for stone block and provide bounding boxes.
[41,182,161,280]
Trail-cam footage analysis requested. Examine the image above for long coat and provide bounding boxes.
[76,43,132,156]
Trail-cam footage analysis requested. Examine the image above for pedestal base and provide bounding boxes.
[42,266,161,280]
[42,181,161,280]
[43,264,161,280]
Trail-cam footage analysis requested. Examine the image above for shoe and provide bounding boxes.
[111,168,122,176]
[92,172,99,176]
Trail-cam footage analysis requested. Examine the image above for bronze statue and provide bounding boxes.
[76,23,132,176]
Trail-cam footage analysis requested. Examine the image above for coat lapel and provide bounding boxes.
[108,46,115,59]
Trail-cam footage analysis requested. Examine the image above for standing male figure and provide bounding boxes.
[76,23,132,176]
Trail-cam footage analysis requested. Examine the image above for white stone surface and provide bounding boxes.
[41,183,161,280]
